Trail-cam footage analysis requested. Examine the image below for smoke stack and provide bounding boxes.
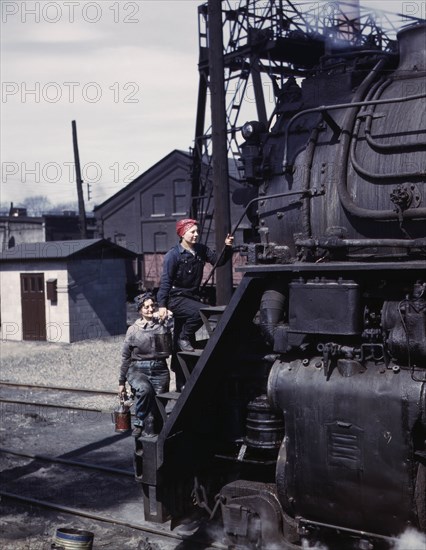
[397,22,426,72]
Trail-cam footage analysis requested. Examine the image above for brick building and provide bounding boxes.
[94,150,249,289]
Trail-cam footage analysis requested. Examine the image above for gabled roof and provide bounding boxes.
[94,149,191,212]
[93,149,243,213]
[0,239,137,262]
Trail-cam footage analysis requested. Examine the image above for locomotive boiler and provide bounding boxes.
[136,21,426,549]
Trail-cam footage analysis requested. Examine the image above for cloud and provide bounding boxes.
[1,0,199,206]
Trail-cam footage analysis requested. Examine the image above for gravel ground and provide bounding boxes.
[0,332,176,398]
[0,335,123,391]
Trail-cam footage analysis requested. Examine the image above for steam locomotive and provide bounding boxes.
[136,21,426,549]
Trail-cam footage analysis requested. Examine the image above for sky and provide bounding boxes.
[1,0,423,210]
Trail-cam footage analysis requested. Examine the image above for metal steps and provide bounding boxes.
[155,391,181,422]
[155,305,226,422]
[199,305,226,335]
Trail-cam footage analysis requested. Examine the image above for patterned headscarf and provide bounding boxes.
[135,292,155,311]
[176,218,198,238]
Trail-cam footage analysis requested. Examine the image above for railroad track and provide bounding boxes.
[0,380,121,414]
[0,447,133,476]
[0,384,229,549]
[0,381,117,395]
[0,490,227,550]
[0,446,227,549]
[0,397,109,413]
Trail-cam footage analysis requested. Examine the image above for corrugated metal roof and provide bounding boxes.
[0,239,136,262]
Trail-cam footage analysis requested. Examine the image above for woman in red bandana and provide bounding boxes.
[157,218,233,359]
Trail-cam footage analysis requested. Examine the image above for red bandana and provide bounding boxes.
[176,218,198,237]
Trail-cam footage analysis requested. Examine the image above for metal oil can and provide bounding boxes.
[113,398,131,432]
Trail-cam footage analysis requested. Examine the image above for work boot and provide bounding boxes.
[178,338,194,352]
[132,422,143,438]
[141,413,156,437]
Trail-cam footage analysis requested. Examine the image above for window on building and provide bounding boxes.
[114,232,126,247]
[154,232,168,252]
[173,179,187,215]
[152,194,165,216]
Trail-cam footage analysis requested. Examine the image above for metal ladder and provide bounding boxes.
[155,305,227,422]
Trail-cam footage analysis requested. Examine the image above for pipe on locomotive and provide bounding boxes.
[294,237,426,248]
[335,56,426,220]
[258,283,286,345]
[279,78,426,220]
[201,187,322,288]
[362,79,426,152]
[281,94,426,173]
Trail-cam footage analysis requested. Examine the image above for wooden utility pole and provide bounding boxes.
[71,120,87,239]
[208,0,233,304]
[191,72,208,220]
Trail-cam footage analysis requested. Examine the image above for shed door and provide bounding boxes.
[20,273,46,341]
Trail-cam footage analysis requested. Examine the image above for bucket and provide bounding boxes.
[153,331,173,356]
[53,528,94,549]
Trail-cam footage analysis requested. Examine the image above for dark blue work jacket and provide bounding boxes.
[157,242,232,307]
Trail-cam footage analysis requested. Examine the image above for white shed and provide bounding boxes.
[0,239,136,343]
